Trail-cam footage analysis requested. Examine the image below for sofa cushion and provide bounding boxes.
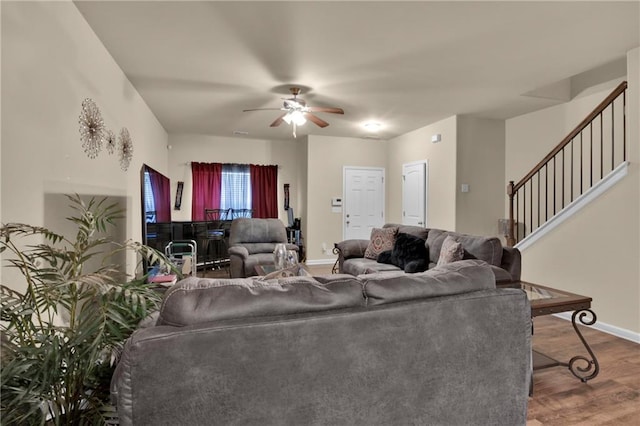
[158,275,365,327]
[383,223,429,240]
[427,229,503,266]
[377,232,428,273]
[344,257,401,275]
[362,259,496,306]
[236,242,277,255]
[437,236,464,266]
[364,227,398,260]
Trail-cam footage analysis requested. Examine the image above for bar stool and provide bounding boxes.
[202,208,230,274]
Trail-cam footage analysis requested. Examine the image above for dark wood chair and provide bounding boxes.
[230,208,253,219]
[201,208,231,274]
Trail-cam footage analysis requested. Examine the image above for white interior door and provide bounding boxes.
[402,161,427,226]
[344,167,385,240]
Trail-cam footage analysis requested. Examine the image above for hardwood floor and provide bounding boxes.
[205,264,640,425]
[527,315,640,425]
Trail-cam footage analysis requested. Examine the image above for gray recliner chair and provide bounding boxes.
[228,218,299,278]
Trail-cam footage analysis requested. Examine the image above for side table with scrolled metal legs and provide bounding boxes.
[498,282,600,384]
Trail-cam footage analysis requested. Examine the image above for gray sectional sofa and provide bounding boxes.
[112,259,531,425]
[334,224,522,283]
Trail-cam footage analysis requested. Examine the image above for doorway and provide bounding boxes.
[343,167,385,240]
[402,161,427,227]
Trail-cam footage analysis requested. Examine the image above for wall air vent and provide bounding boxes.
[233,130,249,136]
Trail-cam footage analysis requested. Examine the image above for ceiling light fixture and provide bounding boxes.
[283,110,307,126]
[363,121,382,132]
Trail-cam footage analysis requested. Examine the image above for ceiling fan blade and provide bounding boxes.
[270,113,287,127]
[305,113,330,128]
[243,108,287,112]
[306,106,344,114]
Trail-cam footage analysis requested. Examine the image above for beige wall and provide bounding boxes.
[385,115,505,239]
[1,1,168,287]
[167,134,304,223]
[456,116,506,237]
[305,135,387,262]
[387,116,458,230]
[505,50,639,335]
[633,48,640,333]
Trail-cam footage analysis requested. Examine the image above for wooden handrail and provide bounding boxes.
[506,80,627,246]
[512,81,627,192]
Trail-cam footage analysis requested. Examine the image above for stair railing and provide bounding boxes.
[507,81,627,246]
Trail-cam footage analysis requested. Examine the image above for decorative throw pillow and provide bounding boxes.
[437,236,464,266]
[364,227,398,260]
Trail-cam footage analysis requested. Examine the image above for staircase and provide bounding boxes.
[506,81,628,249]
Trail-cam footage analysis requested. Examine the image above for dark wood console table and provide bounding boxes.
[497,281,599,383]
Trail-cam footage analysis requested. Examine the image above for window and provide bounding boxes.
[191,162,277,220]
[143,171,156,223]
[220,164,251,211]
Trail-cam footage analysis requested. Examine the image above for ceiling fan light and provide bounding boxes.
[363,121,382,132]
[290,110,306,126]
[283,113,293,125]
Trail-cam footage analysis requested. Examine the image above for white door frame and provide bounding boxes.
[343,166,385,240]
[402,160,428,227]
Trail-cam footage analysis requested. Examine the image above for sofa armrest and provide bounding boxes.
[228,246,249,260]
[333,239,369,273]
[501,246,522,282]
[335,239,369,259]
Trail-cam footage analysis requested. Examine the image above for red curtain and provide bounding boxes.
[149,172,171,223]
[250,164,278,218]
[191,162,222,221]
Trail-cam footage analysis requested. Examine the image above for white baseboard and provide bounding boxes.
[305,258,337,266]
[553,312,640,344]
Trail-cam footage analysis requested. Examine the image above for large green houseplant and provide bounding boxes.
[1,194,174,425]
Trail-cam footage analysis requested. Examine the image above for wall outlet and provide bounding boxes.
[322,242,328,254]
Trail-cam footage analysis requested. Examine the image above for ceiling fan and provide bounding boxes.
[243,87,344,137]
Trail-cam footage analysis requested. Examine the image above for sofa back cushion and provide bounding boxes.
[362,259,496,306]
[384,223,429,240]
[229,218,288,248]
[157,275,365,326]
[427,229,503,266]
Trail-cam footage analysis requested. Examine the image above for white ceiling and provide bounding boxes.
[74,1,639,141]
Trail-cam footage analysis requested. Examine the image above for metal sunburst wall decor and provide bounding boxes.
[105,129,116,155]
[118,127,133,171]
[78,98,105,159]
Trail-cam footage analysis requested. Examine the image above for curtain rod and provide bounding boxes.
[185,162,280,168]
